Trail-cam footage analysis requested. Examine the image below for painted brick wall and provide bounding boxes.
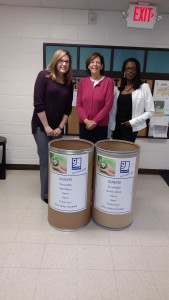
[0,5,169,169]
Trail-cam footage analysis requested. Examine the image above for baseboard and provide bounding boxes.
[138,169,169,174]
[6,164,169,174]
[6,164,40,170]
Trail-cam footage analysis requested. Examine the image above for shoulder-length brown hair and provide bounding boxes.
[46,49,72,85]
[85,52,105,75]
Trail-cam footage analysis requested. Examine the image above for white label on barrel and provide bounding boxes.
[94,154,136,214]
[49,151,88,212]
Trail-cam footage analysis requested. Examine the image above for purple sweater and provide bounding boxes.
[31,70,73,134]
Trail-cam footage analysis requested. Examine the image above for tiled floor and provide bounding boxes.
[0,170,169,300]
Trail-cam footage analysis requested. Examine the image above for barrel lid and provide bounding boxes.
[95,139,140,155]
[48,138,94,154]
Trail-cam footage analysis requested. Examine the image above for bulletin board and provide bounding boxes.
[148,80,169,138]
[43,43,169,138]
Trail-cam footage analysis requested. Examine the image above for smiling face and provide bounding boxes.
[88,56,103,77]
[124,61,137,82]
[56,54,70,75]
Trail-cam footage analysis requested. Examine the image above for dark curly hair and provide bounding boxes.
[118,58,143,91]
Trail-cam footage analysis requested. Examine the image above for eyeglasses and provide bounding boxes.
[125,67,136,71]
[58,59,70,65]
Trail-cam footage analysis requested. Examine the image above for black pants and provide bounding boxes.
[113,122,138,143]
[79,123,108,144]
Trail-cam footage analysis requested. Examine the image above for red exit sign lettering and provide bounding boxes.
[133,6,154,23]
[127,4,157,29]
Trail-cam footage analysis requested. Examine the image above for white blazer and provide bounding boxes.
[108,83,155,136]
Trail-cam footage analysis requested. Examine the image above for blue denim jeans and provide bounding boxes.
[33,127,61,200]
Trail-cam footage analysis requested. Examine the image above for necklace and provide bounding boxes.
[125,85,133,91]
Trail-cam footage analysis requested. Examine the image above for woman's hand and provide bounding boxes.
[121,121,131,128]
[85,119,97,130]
[44,125,54,136]
[53,127,62,136]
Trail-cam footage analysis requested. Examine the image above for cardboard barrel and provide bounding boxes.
[92,140,140,229]
[48,139,94,230]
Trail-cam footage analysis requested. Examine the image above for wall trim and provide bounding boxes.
[138,169,169,174]
[6,164,40,170]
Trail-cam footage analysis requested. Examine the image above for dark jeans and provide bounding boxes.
[33,127,61,200]
[113,122,138,143]
[79,123,108,144]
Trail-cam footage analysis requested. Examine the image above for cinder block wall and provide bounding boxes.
[0,5,169,169]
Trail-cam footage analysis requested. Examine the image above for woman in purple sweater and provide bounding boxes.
[76,52,114,144]
[31,49,73,203]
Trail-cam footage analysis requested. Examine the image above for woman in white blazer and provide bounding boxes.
[108,58,155,142]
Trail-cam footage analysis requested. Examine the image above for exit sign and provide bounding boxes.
[126,4,157,29]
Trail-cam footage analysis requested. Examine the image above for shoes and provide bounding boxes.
[44,198,48,204]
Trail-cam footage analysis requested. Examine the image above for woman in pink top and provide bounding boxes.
[76,52,114,144]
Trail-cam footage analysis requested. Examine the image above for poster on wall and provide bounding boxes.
[153,80,169,116]
[148,80,169,138]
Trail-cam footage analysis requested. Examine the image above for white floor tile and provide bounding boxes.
[137,229,169,246]
[78,245,113,270]
[0,208,27,224]
[111,245,149,271]
[0,243,12,266]
[3,243,45,268]
[47,226,79,244]
[0,195,32,208]
[133,209,164,229]
[0,268,39,300]
[108,228,141,246]
[115,270,160,300]
[22,207,48,224]
[0,170,169,300]
[156,212,169,229]
[78,226,109,245]
[14,223,49,243]
[77,269,118,300]
[0,223,20,242]
[41,244,78,269]
[34,269,78,300]
[143,246,169,271]
[152,271,169,300]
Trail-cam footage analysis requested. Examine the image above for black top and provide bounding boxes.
[31,70,73,134]
[116,93,132,123]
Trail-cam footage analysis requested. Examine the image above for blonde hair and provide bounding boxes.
[46,49,72,85]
